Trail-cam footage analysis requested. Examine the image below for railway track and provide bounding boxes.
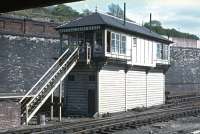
[166,94,200,104]
[2,95,200,134]
[70,106,200,134]
[164,96,200,109]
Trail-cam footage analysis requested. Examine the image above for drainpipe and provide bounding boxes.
[125,68,128,111]
[145,69,149,108]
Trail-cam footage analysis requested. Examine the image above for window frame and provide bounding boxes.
[107,31,111,52]
[163,44,169,60]
[109,31,126,55]
[120,34,126,54]
[96,30,103,47]
[111,32,118,54]
[157,43,169,60]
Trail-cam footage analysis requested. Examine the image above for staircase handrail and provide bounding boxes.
[26,47,79,108]
[19,48,70,103]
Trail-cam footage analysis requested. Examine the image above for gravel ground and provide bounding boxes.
[114,116,200,134]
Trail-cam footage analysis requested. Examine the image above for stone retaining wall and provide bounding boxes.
[166,47,200,95]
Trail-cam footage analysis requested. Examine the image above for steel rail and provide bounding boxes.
[5,99,200,134]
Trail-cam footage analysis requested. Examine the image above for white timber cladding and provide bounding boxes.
[126,70,147,109]
[104,29,170,67]
[134,37,155,67]
[131,37,137,64]
[146,71,165,107]
[98,66,126,113]
[153,41,158,63]
[98,66,165,114]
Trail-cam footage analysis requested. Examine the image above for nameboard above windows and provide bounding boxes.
[59,25,101,33]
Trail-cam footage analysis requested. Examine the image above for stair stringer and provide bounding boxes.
[26,58,78,124]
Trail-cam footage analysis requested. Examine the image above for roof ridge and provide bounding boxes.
[96,11,138,25]
[94,12,107,25]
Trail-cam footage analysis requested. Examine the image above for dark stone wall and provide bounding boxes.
[166,47,200,95]
[0,34,60,95]
[0,99,21,128]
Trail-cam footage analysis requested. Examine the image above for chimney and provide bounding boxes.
[124,3,126,25]
[150,13,152,32]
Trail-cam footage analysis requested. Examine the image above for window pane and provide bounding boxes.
[96,31,102,47]
[122,36,126,41]
[116,34,120,40]
[111,40,115,52]
[116,34,120,53]
[111,33,116,53]
[121,42,126,54]
[112,33,115,39]
[107,31,111,52]
[163,45,168,60]
[77,32,84,45]
[120,35,126,54]
[157,43,162,59]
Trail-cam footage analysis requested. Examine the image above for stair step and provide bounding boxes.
[20,47,79,124]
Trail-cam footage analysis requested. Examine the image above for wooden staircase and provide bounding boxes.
[19,46,79,124]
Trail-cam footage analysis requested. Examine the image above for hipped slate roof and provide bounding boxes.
[57,12,172,44]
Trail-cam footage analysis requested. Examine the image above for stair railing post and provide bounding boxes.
[77,46,79,59]
[26,104,29,125]
[59,80,62,122]
[50,92,54,120]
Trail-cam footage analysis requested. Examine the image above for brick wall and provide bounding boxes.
[0,99,21,128]
[0,16,60,38]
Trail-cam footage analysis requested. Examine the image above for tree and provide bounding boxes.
[144,20,199,40]
[82,9,92,16]
[108,3,124,19]
[8,4,81,22]
[144,20,162,27]
[51,4,80,18]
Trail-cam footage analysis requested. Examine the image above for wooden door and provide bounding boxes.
[88,89,96,116]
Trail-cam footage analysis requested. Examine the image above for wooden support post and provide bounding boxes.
[26,105,29,125]
[59,81,62,122]
[50,92,54,120]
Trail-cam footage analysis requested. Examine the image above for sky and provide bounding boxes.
[66,0,200,37]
